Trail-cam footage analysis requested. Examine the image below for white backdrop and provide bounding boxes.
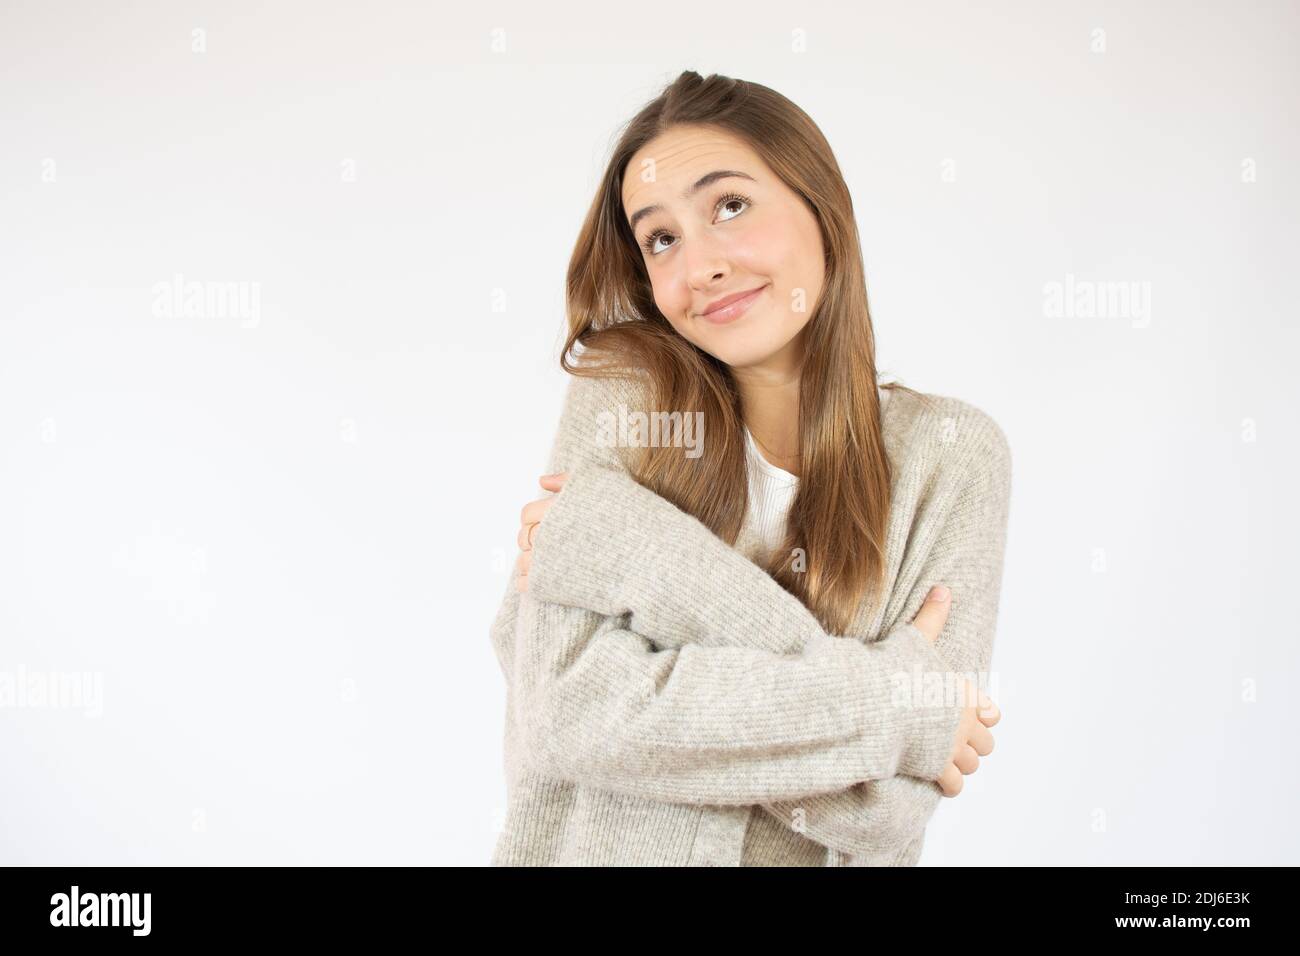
[1,0,1296,865]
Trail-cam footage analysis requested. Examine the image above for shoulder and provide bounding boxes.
[561,364,653,411]
[885,386,1011,488]
[546,366,654,475]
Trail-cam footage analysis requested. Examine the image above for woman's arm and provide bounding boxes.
[511,562,962,806]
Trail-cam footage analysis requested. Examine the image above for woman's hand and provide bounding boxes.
[909,584,1001,797]
[514,473,568,593]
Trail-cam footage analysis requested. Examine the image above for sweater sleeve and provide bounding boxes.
[521,393,1012,855]
[514,574,962,806]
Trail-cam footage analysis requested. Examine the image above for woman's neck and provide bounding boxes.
[734,339,804,478]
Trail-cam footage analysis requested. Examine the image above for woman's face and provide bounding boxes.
[621,124,825,372]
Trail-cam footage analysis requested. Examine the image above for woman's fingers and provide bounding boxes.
[968,721,995,757]
[937,762,964,798]
[539,472,568,492]
[516,521,538,551]
[515,474,568,589]
[519,497,551,528]
[518,500,554,550]
[910,585,951,643]
[518,477,568,550]
[976,693,1001,727]
[953,744,981,775]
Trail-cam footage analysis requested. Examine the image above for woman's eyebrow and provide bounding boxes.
[627,170,756,232]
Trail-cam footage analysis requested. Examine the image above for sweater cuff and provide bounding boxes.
[524,464,641,616]
[889,623,966,781]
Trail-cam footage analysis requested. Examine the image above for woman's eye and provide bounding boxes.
[640,192,754,257]
[642,230,673,255]
[716,193,750,222]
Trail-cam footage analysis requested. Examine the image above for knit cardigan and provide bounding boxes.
[488,370,1012,866]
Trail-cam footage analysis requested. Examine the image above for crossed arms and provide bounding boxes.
[489,372,1012,858]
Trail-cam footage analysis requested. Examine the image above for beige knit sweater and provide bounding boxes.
[488,370,1012,866]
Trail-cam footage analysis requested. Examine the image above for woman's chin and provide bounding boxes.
[711,343,783,370]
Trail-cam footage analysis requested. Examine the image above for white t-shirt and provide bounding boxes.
[743,386,890,559]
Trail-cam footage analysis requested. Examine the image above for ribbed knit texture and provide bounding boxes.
[488,371,1011,866]
[742,424,798,561]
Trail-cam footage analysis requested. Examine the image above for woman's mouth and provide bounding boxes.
[699,284,767,325]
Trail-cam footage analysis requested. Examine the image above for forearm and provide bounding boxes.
[496,548,947,837]
[526,462,815,656]
[511,592,962,807]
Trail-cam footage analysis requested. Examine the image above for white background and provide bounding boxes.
[1,0,1296,865]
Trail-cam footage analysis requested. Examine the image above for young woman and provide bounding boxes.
[490,71,1012,866]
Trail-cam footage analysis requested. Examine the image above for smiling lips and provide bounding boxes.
[698,284,767,324]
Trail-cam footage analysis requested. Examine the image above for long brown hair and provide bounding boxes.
[560,70,931,635]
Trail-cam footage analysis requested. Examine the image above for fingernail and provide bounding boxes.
[929,585,950,602]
